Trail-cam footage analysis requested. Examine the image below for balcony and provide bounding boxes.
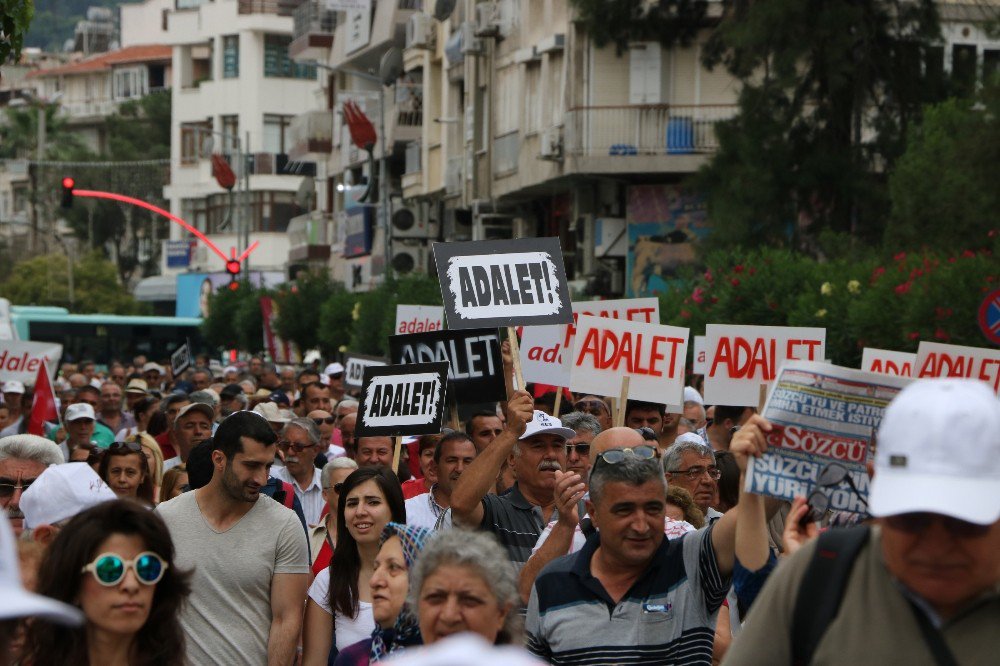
[288,109,334,161]
[287,211,332,263]
[59,99,118,119]
[386,83,423,145]
[290,0,336,61]
[238,0,294,16]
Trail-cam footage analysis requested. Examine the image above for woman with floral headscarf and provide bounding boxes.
[333,522,432,665]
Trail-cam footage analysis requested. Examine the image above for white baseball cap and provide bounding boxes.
[141,362,164,375]
[0,513,83,625]
[870,379,1000,525]
[3,380,25,394]
[20,463,118,529]
[176,402,215,422]
[324,362,345,376]
[65,402,96,422]
[683,386,704,406]
[519,410,576,441]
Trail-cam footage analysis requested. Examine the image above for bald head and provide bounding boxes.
[590,427,645,457]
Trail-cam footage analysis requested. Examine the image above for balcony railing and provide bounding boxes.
[289,109,334,159]
[59,99,119,118]
[564,104,738,157]
[293,0,337,40]
[238,0,292,16]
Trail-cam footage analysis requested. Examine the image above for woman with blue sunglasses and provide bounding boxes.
[21,499,191,665]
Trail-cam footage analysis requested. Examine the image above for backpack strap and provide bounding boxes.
[281,481,296,509]
[791,525,870,666]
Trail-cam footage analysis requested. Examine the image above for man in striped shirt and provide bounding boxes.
[525,416,772,665]
[270,417,326,526]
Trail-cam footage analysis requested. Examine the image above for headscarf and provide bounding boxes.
[369,522,433,661]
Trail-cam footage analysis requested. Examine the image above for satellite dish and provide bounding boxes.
[433,0,457,21]
[379,48,403,86]
[296,176,315,209]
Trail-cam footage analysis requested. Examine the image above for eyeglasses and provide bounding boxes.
[883,512,991,539]
[573,400,608,415]
[81,552,168,586]
[565,443,591,456]
[597,445,659,464]
[329,373,344,380]
[667,465,722,481]
[279,440,317,452]
[332,482,344,494]
[0,478,36,498]
[634,427,658,442]
[312,417,336,425]
[109,440,143,454]
[806,462,868,521]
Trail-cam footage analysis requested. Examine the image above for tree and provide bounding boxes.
[103,91,172,161]
[886,82,1000,251]
[201,282,264,352]
[698,0,948,251]
[349,273,443,356]
[273,271,340,355]
[569,0,708,54]
[1,0,34,65]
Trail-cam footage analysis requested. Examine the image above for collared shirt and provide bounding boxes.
[404,484,447,530]
[526,523,730,665]
[479,483,553,572]
[271,466,325,527]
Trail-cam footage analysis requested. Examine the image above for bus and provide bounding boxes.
[9,305,206,366]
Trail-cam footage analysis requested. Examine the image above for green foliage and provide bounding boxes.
[104,91,172,161]
[886,83,1000,251]
[318,287,360,356]
[1,0,34,64]
[349,273,444,357]
[202,283,250,351]
[0,105,90,160]
[569,0,707,54]
[0,251,149,314]
[272,271,340,355]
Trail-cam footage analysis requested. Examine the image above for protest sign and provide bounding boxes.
[703,324,826,406]
[518,298,660,386]
[356,362,448,438]
[344,354,388,389]
[692,335,707,374]
[569,314,689,407]
[745,361,910,515]
[394,305,444,334]
[433,238,573,329]
[0,340,62,386]
[171,341,192,376]
[915,341,1000,394]
[861,348,915,378]
[388,328,506,404]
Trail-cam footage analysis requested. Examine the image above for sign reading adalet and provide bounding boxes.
[388,328,506,405]
[356,362,448,438]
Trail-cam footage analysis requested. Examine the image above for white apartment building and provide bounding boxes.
[161,0,325,277]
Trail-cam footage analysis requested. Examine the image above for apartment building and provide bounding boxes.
[161,0,324,279]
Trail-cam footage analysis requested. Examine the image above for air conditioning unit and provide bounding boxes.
[406,13,433,49]
[540,126,563,160]
[475,2,500,37]
[391,241,429,275]
[443,207,472,241]
[475,215,513,241]
[390,197,429,239]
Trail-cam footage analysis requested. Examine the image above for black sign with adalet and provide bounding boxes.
[356,362,449,438]
[171,341,191,376]
[389,328,505,405]
[432,237,573,330]
[344,353,388,389]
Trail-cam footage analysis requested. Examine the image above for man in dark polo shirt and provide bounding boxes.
[450,390,573,572]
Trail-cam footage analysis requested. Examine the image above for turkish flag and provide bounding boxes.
[27,360,57,436]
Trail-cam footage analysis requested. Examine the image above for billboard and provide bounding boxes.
[175,271,285,318]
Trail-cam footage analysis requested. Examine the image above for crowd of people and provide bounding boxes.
[0,352,997,665]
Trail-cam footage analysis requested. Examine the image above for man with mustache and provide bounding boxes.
[0,434,64,536]
[271,417,325,526]
[451,391,573,572]
[405,431,478,529]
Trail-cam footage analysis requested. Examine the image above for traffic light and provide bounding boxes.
[226,259,241,291]
[61,177,75,208]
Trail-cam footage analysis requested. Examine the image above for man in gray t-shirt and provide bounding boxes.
[158,411,310,665]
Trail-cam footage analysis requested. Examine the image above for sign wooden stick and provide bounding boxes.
[507,326,525,392]
[450,401,460,431]
[758,382,769,413]
[392,435,404,475]
[615,376,631,427]
[553,389,563,416]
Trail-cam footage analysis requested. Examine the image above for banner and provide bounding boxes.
[692,335,707,374]
[861,348,915,378]
[703,324,826,406]
[745,361,910,515]
[260,297,298,364]
[0,340,62,386]
[915,341,1000,394]
[27,360,58,435]
[394,305,444,334]
[389,329,505,405]
[569,314,689,407]
[170,341,192,376]
[356,362,448,437]
[345,353,388,389]
[433,238,573,329]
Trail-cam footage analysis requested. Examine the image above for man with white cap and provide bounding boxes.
[19,463,117,545]
[323,362,345,402]
[59,403,98,462]
[163,402,215,471]
[724,379,1000,666]
[451,390,575,571]
[0,381,26,437]
[0,435,63,536]
[0,512,82,663]
[141,362,164,391]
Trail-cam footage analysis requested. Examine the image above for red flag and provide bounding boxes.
[27,360,57,436]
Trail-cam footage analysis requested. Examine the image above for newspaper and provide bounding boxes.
[745,361,911,514]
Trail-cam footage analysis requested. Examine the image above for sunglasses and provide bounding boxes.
[565,443,591,456]
[329,373,344,380]
[279,440,316,452]
[884,512,991,539]
[573,400,608,414]
[634,427,659,442]
[0,478,35,498]
[109,440,143,454]
[331,482,344,494]
[596,445,659,464]
[81,552,168,586]
[313,417,336,425]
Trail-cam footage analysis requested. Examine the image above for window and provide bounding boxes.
[263,34,316,79]
[984,50,1000,83]
[221,115,239,153]
[629,42,662,104]
[180,120,212,164]
[263,114,294,153]
[222,35,239,79]
[113,67,148,100]
[951,44,977,96]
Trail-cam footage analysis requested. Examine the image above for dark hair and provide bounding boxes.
[328,467,405,619]
[713,450,740,513]
[133,396,160,422]
[146,410,168,437]
[22,500,191,666]
[213,411,276,460]
[666,486,705,528]
[624,400,666,417]
[464,411,499,437]
[77,385,100,398]
[301,381,328,396]
[185,439,215,489]
[297,369,320,383]
[160,393,190,411]
[713,405,749,428]
[416,433,441,455]
[98,442,155,504]
[434,431,475,463]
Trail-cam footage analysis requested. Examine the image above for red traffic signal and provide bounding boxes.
[226,259,241,290]
[61,177,75,208]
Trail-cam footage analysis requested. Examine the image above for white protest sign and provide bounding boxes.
[519,325,570,387]
[915,341,1000,394]
[692,335,707,374]
[0,340,62,386]
[861,348,916,378]
[394,305,444,335]
[344,354,387,389]
[357,362,448,437]
[570,314,689,406]
[703,324,826,406]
